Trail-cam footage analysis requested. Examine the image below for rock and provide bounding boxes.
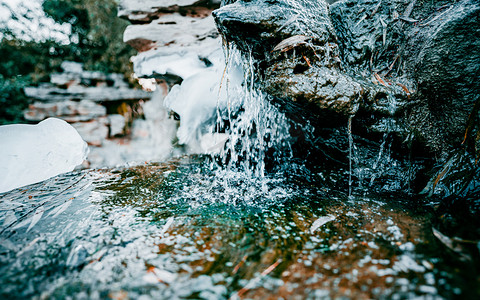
[214,0,334,59]
[1,159,479,299]
[71,118,109,147]
[213,0,409,120]
[107,114,126,137]
[330,0,480,153]
[214,0,480,155]
[330,0,407,67]
[120,0,222,81]
[403,0,480,152]
[210,0,480,199]
[24,85,151,103]
[264,59,364,117]
[23,100,107,122]
[123,14,217,50]
[213,0,366,117]
[118,0,220,22]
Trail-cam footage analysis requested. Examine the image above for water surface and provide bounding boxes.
[1,156,478,299]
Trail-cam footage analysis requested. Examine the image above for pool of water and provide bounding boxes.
[1,156,478,299]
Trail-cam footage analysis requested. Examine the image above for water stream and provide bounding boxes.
[1,157,478,299]
[1,44,479,299]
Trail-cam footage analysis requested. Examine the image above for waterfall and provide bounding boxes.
[164,43,293,179]
[218,46,293,178]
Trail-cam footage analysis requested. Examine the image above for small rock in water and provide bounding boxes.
[66,245,89,268]
[310,215,336,234]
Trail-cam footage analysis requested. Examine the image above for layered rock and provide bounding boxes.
[120,0,222,83]
[24,62,149,104]
[119,0,233,155]
[23,61,151,149]
[213,0,409,127]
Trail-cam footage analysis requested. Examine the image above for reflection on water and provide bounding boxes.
[0,156,478,299]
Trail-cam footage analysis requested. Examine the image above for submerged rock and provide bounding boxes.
[0,158,478,298]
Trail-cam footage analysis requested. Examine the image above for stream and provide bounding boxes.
[1,153,479,299]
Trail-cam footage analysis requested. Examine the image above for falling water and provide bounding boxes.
[214,45,293,178]
[348,116,353,198]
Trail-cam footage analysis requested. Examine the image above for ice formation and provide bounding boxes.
[0,118,88,193]
[163,48,244,153]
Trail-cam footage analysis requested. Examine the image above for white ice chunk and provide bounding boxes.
[0,118,88,193]
[163,48,244,153]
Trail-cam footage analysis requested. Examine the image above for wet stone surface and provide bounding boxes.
[0,157,479,299]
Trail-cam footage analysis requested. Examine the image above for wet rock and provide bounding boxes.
[264,60,363,117]
[1,159,479,298]
[214,0,480,154]
[330,0,480,153]
[214,0,368,117]
[402,0,480,153]
[214,0,334,59]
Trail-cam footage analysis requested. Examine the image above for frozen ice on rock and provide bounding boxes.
[163,48,244,153]
[118,0,203,19]
[132,51,208,79]
[0,118,88,193]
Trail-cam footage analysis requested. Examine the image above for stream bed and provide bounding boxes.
[1,156,478,299]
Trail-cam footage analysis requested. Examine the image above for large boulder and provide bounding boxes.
[214,0,480,156]
[213,0,367,118]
